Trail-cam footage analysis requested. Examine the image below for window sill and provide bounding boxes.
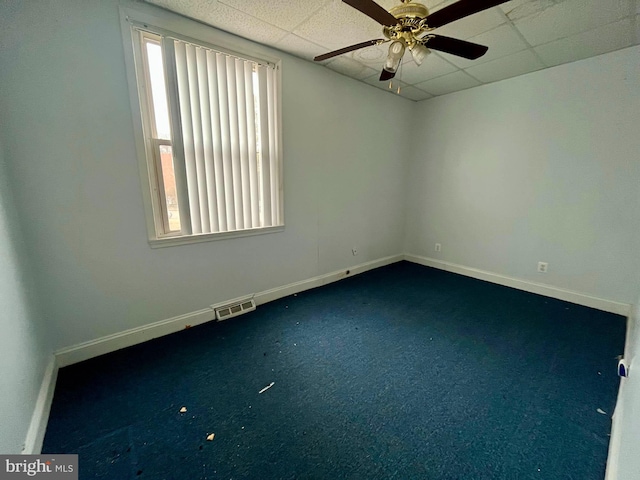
[148,225,284,248]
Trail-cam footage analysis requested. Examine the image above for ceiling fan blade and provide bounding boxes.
[423,35,488,60]
[426,0,510,29]
[342,0,400,26]
[379,69,395,81]
[314,39,386,62]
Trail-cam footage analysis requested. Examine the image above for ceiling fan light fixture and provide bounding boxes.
[410,43,430,66]
[384,40,406,73]
[316,0,500,77]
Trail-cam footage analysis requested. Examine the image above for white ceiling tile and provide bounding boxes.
[350,42,389,66]
[362,73,407,91]
[414,70,481,96]
[375,0,405,10]
[364,77,430,101]
[393,53,459,84]
[348,40,435,68]
[513,0,633,46]
[401,50,417,64]
[349,48,459,85]
[145,0,216,20]
[326,56,378,80]
[361,74,431,101]
[376,0,457,13]
[146,0,289,45]
[464,48,545,83]
[425,0,463,13]
[432,0,459,7]
[398,85,434,101]
[293,1,384,50]
[273,34,328,61]
[218,0,331,31]
[439,24,529,68]
[148,0,640,96]
[433,7,507,39]
[534,17,635,66]
[500,0,556,22]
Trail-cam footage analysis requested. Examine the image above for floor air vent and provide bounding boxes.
[213,297,256,321]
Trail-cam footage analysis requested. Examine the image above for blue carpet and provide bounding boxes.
[43,262,625,479]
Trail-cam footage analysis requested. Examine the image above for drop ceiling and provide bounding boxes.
[145,0,640,101]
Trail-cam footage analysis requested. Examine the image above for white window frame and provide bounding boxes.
[120,5,284,248]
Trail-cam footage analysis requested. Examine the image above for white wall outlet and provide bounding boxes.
[618,358,629,378]
[435,243,442,252]
[352,247,358,256]
[537,262,548,273]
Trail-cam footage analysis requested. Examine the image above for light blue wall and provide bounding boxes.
[405,46,640,304]
[610,294,640,480]
[404,49,640,477]
[1,0,638,461]
[0,0,414,351]
[0,141,51,453]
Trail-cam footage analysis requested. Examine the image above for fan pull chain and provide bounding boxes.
[387,80,401,95]
[388,54,404,95]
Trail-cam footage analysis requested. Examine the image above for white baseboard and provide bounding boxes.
[406,253,632,478]
[56,253,628,368]
[605,304,636,480]
[55,254,404,368]
[255,254,403,306]
[43,252,631,463]
[55,308,216,368]
[22,357,58,454]
[605,368,625,480]
[404,254,632,316]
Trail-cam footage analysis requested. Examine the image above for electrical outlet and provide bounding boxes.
[537,262,548,273]
[435,243,441,252]
[352,247,358,256]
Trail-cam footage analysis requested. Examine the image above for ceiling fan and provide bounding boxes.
[314,0,510,81]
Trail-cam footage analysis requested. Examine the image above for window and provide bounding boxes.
[130,24,282,246]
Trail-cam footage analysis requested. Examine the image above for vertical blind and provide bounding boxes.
[172,39,280,235]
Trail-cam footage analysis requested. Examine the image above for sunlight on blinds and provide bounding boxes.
[173,40,279,235]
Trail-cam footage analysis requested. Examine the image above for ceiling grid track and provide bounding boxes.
[147,0,640,100]
[496,8,548,68]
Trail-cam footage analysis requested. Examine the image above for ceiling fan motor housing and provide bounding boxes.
[384,1,431,45]
[389,2,429,19]
[314,0,498,76]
